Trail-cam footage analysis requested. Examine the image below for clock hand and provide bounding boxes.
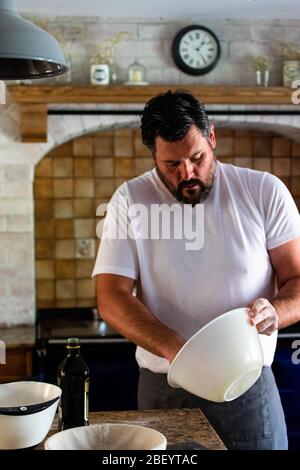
[199,52,207,64]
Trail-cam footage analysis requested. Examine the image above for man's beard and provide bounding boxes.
[156,158,216,205]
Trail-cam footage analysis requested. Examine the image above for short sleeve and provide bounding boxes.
[261,172,300,250]
[92,184,139,280]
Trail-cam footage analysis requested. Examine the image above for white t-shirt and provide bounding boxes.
[92,162,300,373]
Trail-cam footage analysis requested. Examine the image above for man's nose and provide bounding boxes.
[180,160,194,180]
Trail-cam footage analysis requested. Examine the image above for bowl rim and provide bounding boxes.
[0,381,62,414]
[45,422,167,450]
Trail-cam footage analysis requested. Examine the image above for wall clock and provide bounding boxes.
[171,25,221,76]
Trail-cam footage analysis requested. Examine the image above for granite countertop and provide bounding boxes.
[0,325,36,348]
[39,408,226,450]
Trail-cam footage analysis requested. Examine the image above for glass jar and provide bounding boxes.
[126,60,147,85]
[283,60,300,87]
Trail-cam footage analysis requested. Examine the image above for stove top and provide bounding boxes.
[36,308,122,340]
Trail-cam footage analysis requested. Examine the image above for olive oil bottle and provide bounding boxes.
[57,337,90,430]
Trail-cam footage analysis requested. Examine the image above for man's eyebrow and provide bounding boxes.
[163,151,202,163]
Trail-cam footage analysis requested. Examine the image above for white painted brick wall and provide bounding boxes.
[0,299,35,327]
[88,21,138,41]
[7,215,33,233]
[0,216,7,232]
[0,233,35,326]
[5,164,33,182]
[5,181,32,198]
[0,199,33,216]
[1,234,34,267]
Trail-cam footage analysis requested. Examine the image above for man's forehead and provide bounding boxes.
[155,125,205,145]
[155,129,209,160]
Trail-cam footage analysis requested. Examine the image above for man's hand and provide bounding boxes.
[248,298,279,335]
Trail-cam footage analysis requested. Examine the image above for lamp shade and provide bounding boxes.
[0,0,68,79]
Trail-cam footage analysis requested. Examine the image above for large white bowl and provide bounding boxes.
[45,423,167,450]
[0,381,61,449]
[167,308,264,403]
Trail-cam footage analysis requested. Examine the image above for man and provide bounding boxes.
[93,90,300,450]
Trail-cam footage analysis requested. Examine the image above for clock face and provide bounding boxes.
[172,25,221,76]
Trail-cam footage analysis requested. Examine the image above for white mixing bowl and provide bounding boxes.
[45,423,167,450]
[167,308,264,402]
[0,381,61,449]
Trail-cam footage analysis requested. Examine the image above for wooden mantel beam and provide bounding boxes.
[9,84,295,105]
[7,85,296,142]
[19,103,48,143]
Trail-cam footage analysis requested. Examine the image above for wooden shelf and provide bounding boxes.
[9,84,293,105]
[7,85,295,142]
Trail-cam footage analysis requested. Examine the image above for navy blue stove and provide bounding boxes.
[35,308,139,412]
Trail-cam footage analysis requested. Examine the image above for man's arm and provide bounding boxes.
[249,237,300,334]
[96,273,186,363]
[269,237,300,328]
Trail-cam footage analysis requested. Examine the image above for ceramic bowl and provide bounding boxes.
[44,423,167,450]
[0,381,61,449]
[167,308,264,402]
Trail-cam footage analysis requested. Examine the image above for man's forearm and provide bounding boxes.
[99,290,185,363]
[271,277,300,329]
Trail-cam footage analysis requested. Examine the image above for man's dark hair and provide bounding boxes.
[141,89,211,154]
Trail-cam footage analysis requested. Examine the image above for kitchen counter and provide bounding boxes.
[39,408,226,450]
[0,325,35,348]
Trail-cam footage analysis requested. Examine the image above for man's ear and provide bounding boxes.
[209,124,216,150]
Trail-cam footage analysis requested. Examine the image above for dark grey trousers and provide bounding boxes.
[138,366,288,450]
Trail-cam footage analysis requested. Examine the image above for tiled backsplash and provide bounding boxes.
[34,128,153,308]
[34,127,300,309]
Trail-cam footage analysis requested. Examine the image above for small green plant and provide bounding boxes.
[252,55,273,71]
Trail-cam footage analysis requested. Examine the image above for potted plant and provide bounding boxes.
[90,32,130,85]
[252,55,273,87]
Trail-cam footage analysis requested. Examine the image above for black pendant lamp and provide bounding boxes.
[0,0,68,80]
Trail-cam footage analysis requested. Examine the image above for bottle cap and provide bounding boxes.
[67,337,80,349]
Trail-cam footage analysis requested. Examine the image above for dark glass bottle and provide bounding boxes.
[57,337,90,430]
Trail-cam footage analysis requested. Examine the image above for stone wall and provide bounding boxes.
[19,16,300,86]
